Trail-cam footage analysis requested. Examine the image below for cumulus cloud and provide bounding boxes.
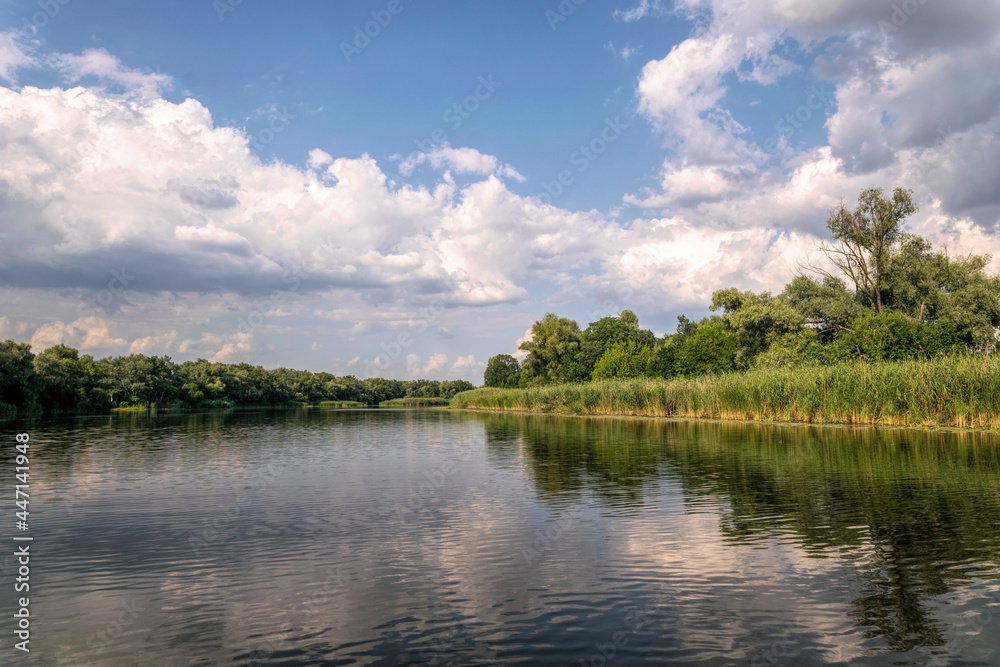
[29,321,76,352]
[130,330,179,354]
[28,316,127,353]
[512,328,533,360]
[75,316,128,350]
[398,143,526,182]
[634,0,1000,218]
[450,355,482,373]
[308,148,334,170]
[406,353,448,376]
[0,83,617,310]
[4,19,1000,374]
[623,0,1000,274]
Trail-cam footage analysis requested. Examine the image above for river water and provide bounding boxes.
[1,408,999,665]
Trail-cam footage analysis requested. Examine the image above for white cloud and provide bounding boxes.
[406,353,449,376]
[308,148,334,170]
[613,0,664,22]
[398,143,526,182]
[512,327,533,360]
[4,24,1000,372]
[177,331,252,362]
[0,83,616,312]
[625,0,1000,259]
[28,317,128,353]
[50,48,171,98]
[130,331,179,354]
[450,355,482,373]
[29,322,75,352]
[75,316,128,350]
[0,31,34,82]
[606,41,640,61]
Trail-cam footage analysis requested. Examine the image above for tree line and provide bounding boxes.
[484,187,1000,388]
[0,344,474,413]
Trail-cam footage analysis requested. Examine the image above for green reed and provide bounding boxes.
[451,355,1000,429]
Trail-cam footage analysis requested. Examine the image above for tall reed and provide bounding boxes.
[451,355,1000,429]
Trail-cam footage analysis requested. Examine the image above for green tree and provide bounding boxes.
[99,354,179,407]
[518,313,583,383]
[675,320,737,376]
[883,235,1000,345]
[816,186,917,312]
[591,340,653,380]
[783,275,863,342]
[0,340,36,408]
[646,340,680,378]
[577,310,656,379]
[484,354,521,388]
[33,345,109,411]
[710,287,806,369]
[833,311,963,361]
[439,380,475,398]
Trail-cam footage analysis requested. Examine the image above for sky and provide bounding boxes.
[0,0,998,382]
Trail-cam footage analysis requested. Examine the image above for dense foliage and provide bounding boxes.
[484,187,1000,386]
[0,344,474,413]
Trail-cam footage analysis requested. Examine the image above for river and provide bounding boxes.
[1,408,999,665]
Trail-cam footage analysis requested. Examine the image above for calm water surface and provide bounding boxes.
[1,409,999,665]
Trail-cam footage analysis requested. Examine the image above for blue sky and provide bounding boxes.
[1,0,999,380]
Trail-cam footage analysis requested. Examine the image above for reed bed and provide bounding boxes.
[451,355,1000,429]
[379,397,450,407]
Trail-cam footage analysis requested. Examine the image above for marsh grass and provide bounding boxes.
[451,355,1000,429]
[380,397,450,407]
[318,400,367,408]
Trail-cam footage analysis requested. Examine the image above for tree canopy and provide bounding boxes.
[0,350,474,413]
[484,186,1000,385]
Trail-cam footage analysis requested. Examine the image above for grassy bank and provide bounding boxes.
[380,397,450,407]
[451,355,1000,429]
[317,400,367,408]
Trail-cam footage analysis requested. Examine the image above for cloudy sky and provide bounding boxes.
[0,0,998,382]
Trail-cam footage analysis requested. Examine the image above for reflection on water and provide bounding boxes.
[1,409,998,665]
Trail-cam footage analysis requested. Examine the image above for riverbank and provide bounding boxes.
[380,397,450,407]
[451,355,1000,429]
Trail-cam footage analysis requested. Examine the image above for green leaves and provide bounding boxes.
[591,340,652,380]
[822,186,917,312]
[484,354,521,388]
[518,313,583,383]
